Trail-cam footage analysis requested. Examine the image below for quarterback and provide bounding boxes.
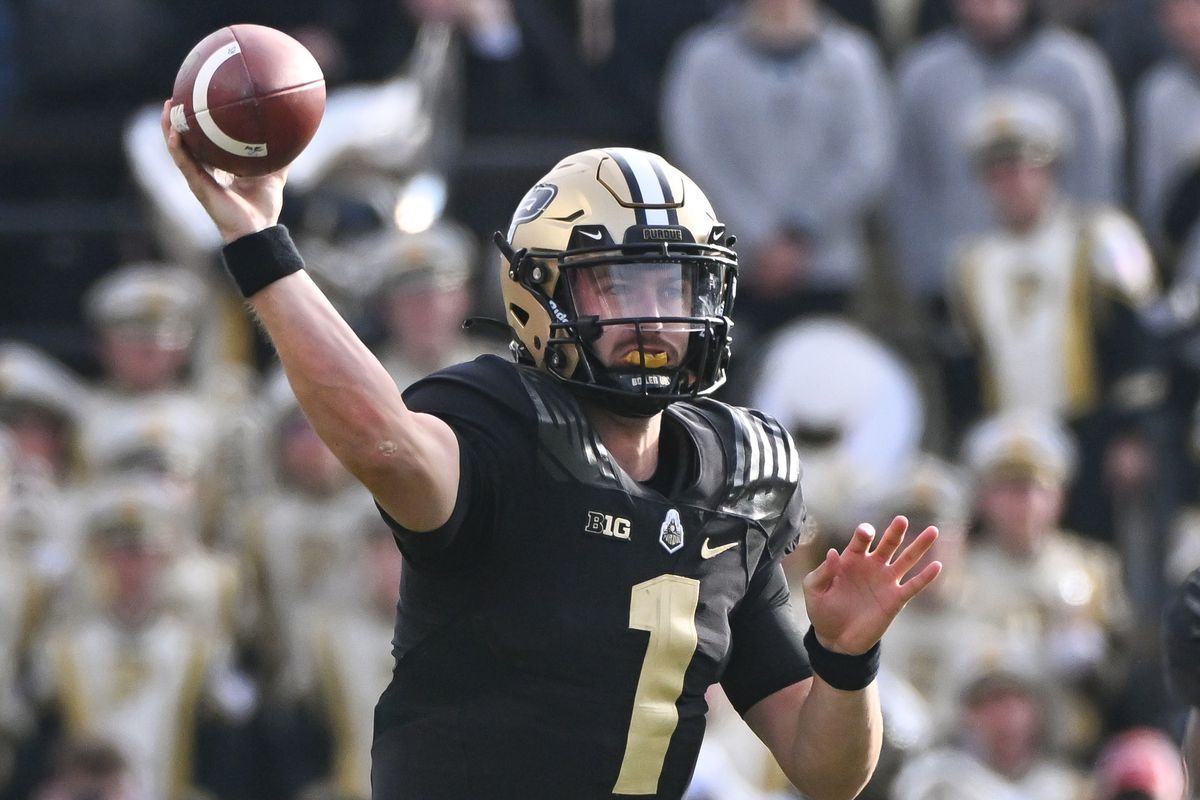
[160,103,940,799]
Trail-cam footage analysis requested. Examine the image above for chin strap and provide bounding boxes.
[461,317,511,337]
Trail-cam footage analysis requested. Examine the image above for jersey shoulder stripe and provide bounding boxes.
[676,399,802,524]
[517,366,620,483]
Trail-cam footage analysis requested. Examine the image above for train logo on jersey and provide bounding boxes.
[659,509,684,553]
[586,511,631,540]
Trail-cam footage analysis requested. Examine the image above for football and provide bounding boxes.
[170,24,325,177]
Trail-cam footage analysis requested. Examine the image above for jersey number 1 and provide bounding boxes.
[613,575,701,795]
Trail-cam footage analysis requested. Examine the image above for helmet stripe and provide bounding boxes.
[647,157,680,225]
[606,149,672,226]
[605,149,647,225]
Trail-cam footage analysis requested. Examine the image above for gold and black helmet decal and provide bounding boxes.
[507,182,559,240]
[603,148,680,226]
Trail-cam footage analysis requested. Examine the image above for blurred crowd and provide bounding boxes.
[2,0,1200,798]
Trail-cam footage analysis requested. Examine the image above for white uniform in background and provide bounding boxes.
[290,508,403,799]
[75,410,244,642]
[33,615,218,800]
[0,340,90,485]
[0,344,90,594]
[959,412,1133,680]
[0,552,40,786]
[238,367,374,699]
[892,745,1087,800]
[893,659,1089,800]
[1,467,82,591]
[353,218,504,390]
[747,316,924,536]
[952,201,1159,418]
[243,485,373,698]
[882,597,1007,736]
[29,483,253,800]
[868,454,994,738]
[304,608,395,800]
[78,263,251,519]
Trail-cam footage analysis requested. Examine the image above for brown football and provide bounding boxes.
[170,24,325,177]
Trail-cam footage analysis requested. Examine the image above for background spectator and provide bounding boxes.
[960,411,1138,750]
[891,666,1089,800]
[662,0,894,339]
[886,0,1124,311]
[945,89,1166,545]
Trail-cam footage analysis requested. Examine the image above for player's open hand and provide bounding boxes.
[801,516,941,656]
[160,100,288,244]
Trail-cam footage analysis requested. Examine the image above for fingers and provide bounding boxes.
[870,515,909,563]
[844,516,909,563]
[844,523,876,556]
[899,560,943,602]
[888,526,939,578]
[803,548,839,594]
[159,100,191,169]
[159,100,218,191]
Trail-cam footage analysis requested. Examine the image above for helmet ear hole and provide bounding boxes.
[509,305,530,326]
[532,336,542,351]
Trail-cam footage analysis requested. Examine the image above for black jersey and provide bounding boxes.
[372,355,812,799]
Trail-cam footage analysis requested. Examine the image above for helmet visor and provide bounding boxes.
[562,259,729,372]
[565,260,727,325]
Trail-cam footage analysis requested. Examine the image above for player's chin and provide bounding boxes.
[598,326,694,368]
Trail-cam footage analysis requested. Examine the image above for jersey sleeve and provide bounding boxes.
[376,428,485,571]
[721,561,812,715]
[710,402,812,561]
[768,480,810,562]
[377,356,536,571]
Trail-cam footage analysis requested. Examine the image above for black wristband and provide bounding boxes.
[803,625,880,691]
[221,224,305,297]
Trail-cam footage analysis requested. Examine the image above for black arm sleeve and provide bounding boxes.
[721,561,812,715]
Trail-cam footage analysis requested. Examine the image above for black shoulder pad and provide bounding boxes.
[402,355,532,422]
[683,399,807,557]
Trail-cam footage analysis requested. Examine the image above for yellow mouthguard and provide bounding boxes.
[622,351,669,368]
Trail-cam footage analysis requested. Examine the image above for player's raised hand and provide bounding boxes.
[159,100,288,243]
[801,516,941,656]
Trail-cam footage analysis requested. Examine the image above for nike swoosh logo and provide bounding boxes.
[578,229,603,240]
[700,538,740,559]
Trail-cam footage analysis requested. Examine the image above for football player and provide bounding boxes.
[160,103,942,800]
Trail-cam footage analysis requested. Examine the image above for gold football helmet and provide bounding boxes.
[497,148,737,415]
